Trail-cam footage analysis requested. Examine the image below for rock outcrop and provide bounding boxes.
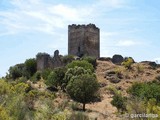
[112,54,124,65]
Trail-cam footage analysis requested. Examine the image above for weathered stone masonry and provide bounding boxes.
[37,24,100,71]
[68,24,100,58]
[36,50,63,71]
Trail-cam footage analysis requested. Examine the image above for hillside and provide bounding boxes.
[1,58,160,120]
[86,60,160,120]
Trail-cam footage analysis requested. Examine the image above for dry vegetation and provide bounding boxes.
[1,59,160,120]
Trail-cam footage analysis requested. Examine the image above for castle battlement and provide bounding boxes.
[68,23,99,31]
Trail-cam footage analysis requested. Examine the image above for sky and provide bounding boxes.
[0,0,160,77]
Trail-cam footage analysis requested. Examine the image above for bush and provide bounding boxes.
[136,63,144,73]
[16,76,28,83]
[30,71,42,83]
[128,81,160,103]
[67,112,89,120]
[0,80,11,96]
[41,69,52,80]
[106,85,119,95]
[126,97,146,115]
[66,74,99,111]
[0,106,10,120]
[62,55,75,64]
[70,102,79,110]
[46,67,66,89]
[122,57,134,70]
[146,98,160,118]
[66,60,94,72]
[111,93,126,112]
[82,56,97,68]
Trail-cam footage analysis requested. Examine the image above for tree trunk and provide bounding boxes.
[83,103,86,111]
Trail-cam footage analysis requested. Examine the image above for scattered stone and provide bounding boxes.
[99,83,107,87]
[108,76,121,83]
[106,70,116,75]
[105,70,121,83]
[146,72,151,76]
[116,86,122,90]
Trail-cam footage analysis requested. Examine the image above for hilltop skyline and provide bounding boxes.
[1,0,160,77]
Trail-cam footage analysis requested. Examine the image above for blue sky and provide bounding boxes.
[0,0,160,77]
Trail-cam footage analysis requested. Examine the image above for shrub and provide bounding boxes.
[0,106,10,120]
[128,82,160,103]
[111,93,126,112]
[67,112,89,120]
[0,80,12,97]
[66,74,99,111]
[135,63,144,73]
[46,67,66,89]
[46,71,57,87]
[146,98,160,118]
[82,56,97,68]
[16,76,28,83]
[70,102,79,110]
[126,97,146,115]
[52,110,68,120]
[30,71,42,83]
[41,69,52,80]
[122,57,134,70]
[66,60,94,72]
[106,85,119,95]
[62,55,75,64]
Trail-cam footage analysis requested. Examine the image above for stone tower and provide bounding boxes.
[68,24,100,58]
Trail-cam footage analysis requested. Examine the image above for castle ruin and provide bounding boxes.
[36,50,63,71]
[37,24,100,71]
[68,24,100,58]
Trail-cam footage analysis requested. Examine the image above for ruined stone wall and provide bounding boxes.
[36,50,63,71]
[68,24,100,58]
[36,53,53,71]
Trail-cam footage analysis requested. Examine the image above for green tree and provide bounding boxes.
[66,60,94,72]
[41,69,52,80]
[8,63,24,79]
[46,67,66,89]
[24,58,37,78]
[63,67,93,89]
[66,74,99,111]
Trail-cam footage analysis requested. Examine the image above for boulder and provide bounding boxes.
[105,70,122,83]
[112,54,123,65]
[108,76,121,83]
